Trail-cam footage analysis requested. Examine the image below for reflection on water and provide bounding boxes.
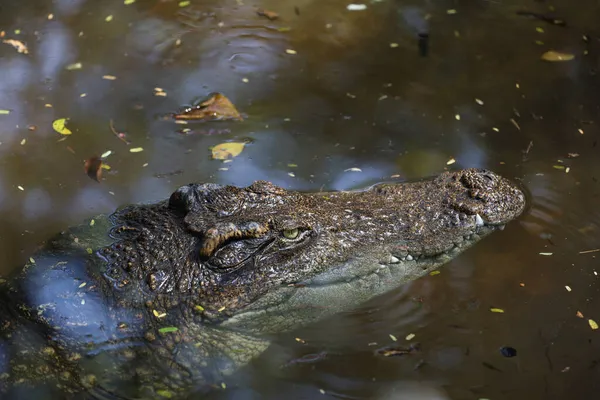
[0,0,599,398]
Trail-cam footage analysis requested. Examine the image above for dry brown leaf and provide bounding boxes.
[257,9,279,20]
[174,93,243,121]
[84,157,103,182]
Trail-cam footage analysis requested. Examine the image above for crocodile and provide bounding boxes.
[0,168,526,399]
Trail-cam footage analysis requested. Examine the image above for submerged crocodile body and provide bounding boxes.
[0,169,525,398]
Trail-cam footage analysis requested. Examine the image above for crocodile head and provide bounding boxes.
[0,168,525,397]
[102,168,525,324]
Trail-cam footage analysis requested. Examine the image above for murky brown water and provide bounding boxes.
[1,0,599,398]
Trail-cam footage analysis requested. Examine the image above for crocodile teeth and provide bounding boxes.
[498,224,505,231]
[475,214,484,227]
[406,254,414,261]
[389,256,400,264]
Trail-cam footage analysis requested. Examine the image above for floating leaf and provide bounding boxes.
[173,93,242,121]
[389,334,397,341]
[0,110,10,114]
[490,308,505,313]
[257,9,279,20]
[124,0,136,4]
[576,311,584,318]
[105,15,113,22]
[52,118,72,135]
[66,62,82,70]
[194,305,205,312]
[158,326,178,333]
[347,4,367,11]
[156,390,172,398]
[130,147,144,153]
[84,156,103,182]
[3,39,28,54]
[589,319,598,330]
[212,142,246,160]
[430,270,440,276]
[541,51,574,62]
[405,333,416,341]
[179,1,190,7]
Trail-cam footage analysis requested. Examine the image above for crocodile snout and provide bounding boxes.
[442,169,526,225]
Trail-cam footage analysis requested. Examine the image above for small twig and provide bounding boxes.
[510,118,521,131]
[579,248,600,254]
[109,119,130,144]
[522,140,533,161]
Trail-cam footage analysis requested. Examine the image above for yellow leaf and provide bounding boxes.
[212,142,246,160]
[129,147,144,153]
[541,51,574,62]
[52,118,72,135]
[589,319,599,330]
[490,308,505,313]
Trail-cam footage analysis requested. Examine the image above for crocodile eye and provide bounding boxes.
[283,228,299,239]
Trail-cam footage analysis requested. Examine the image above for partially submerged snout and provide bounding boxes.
[438,168,526,225]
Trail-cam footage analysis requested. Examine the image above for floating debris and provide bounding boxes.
[515,11,566,27]
[158,326,178,333]
[212,142,246,160]
[257,9,279,20]
[84,157,103,182]
[376,342,420,357]
[490,308,505,313]
[52,118,72,135]
[66,62,83,70]
[3,39,28,54]
[173,93,243,121]
[541,51,574,62]
[500,346,517,357]
[347,4,367,11]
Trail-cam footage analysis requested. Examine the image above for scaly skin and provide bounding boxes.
[0,169,526,398]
